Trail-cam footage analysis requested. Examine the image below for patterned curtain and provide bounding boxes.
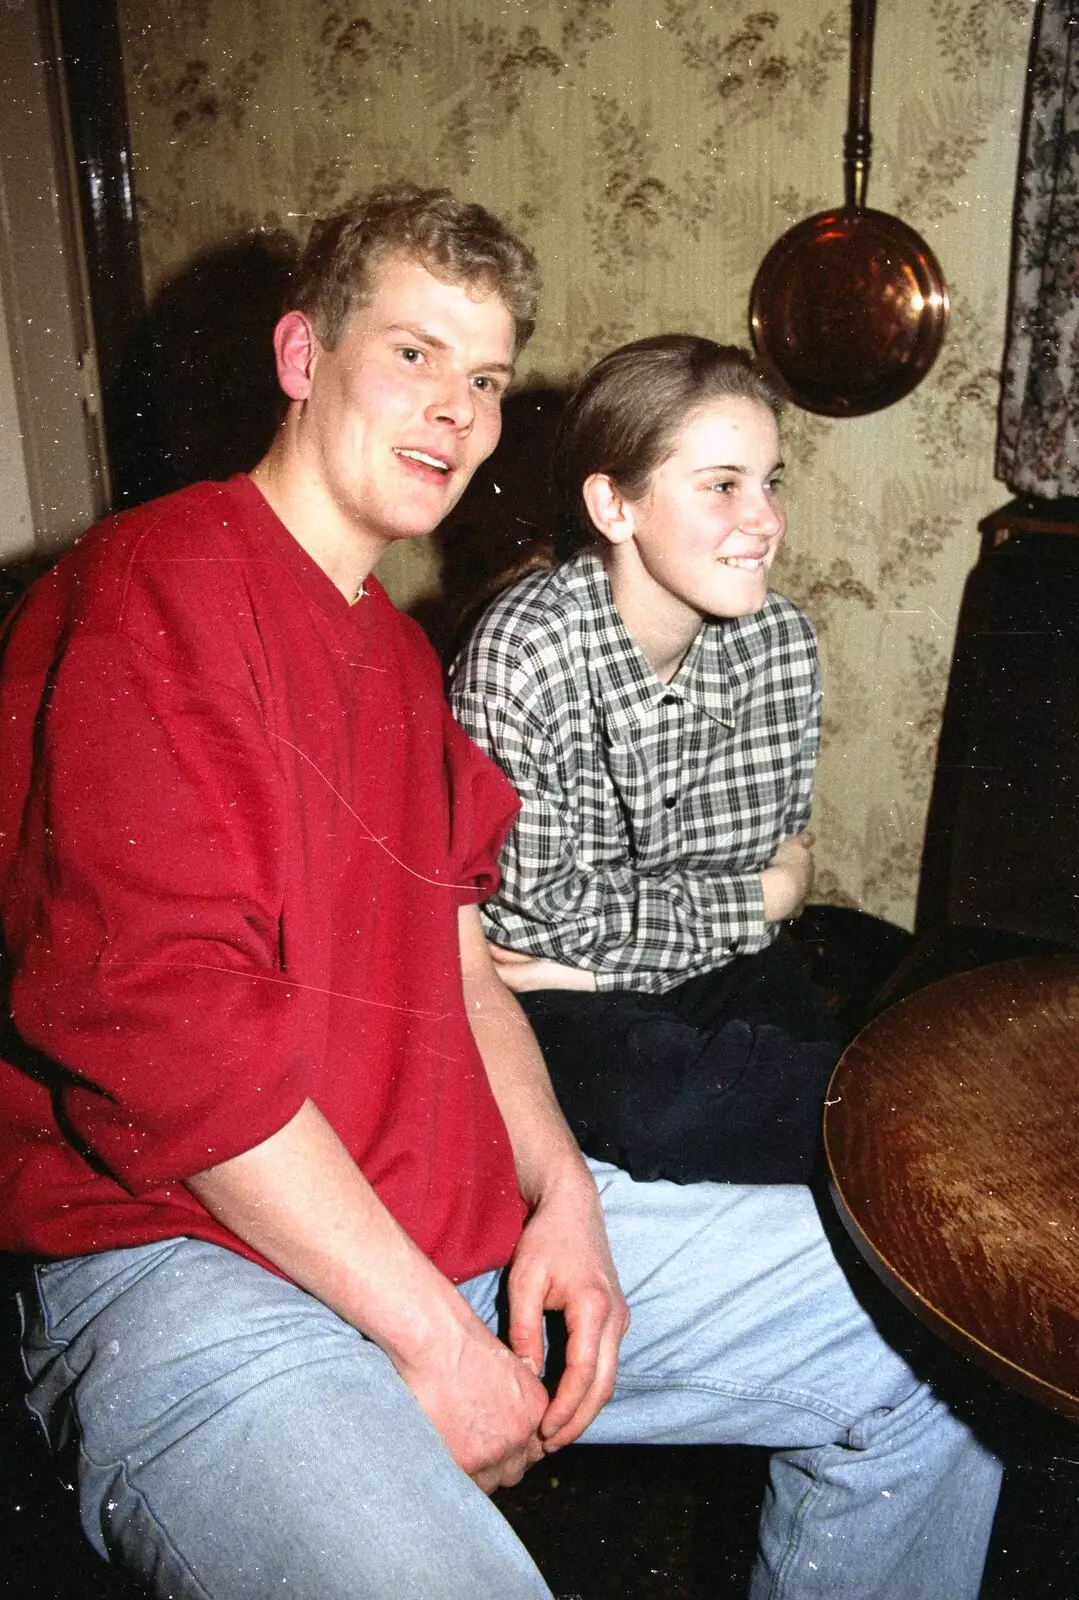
[997,0,1079,497]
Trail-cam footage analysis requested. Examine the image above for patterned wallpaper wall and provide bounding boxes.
[116,0,1036,928]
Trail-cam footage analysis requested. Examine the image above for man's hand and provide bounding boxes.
[390,1306,551,1493]
[186,1096,554,1496]
[760,830,815,923]
[504,1164,630,1453]
[397,1158,630,1486]
[489,943,598,994]
[459,907,629,1459]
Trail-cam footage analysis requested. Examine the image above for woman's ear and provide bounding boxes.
[272,310,320,402]
[581,473,637,548]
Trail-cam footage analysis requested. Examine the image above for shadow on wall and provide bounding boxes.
[415,385,569,662]
[2,234,295,625]
[110,233,296,508]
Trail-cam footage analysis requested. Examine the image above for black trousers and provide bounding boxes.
[517,937,843,1186]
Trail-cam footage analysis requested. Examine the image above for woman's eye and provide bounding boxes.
[767,477,784,494]
[709,480,736,494]
[399,347,423,364]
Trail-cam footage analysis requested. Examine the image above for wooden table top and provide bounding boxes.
[824,957,1079,1420]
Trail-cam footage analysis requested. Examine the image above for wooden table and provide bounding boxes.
[824,957,1079,1420]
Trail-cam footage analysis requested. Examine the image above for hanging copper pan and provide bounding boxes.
[749,0,949,417]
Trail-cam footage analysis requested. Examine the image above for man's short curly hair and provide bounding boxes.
[285,183,540,352]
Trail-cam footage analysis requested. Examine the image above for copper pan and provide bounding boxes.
[749,0,949,418]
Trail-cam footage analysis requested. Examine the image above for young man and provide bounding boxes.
[0,185,999,1599]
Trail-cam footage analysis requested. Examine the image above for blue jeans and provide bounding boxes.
[19,1164,1001,1600]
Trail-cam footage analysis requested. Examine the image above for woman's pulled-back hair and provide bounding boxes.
[554,336,783,552]
[285,182,540,351]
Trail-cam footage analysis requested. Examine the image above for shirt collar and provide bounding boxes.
[569,550,755,732]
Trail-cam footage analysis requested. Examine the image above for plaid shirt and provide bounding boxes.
[449,551,819,994]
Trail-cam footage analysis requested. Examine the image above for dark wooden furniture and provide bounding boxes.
[918,498,1079,946]
[825,956,1079,1420]
[873,499,1079,1015]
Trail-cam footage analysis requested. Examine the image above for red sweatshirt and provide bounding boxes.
[0,476,527,1282]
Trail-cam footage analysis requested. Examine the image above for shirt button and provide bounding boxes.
[663,795,677,809]
[661,694,679,706]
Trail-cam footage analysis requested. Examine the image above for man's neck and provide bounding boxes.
[250,438,383,605]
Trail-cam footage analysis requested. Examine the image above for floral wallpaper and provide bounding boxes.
[116,0,1037,929]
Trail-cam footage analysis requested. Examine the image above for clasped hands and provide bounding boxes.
[397,1165,630,1494]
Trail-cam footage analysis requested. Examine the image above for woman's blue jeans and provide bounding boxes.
[19,1162,1001,1599]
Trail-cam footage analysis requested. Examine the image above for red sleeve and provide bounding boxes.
[4,622,308,1195]
[441,702,521,902]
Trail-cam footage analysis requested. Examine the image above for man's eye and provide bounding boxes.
[399,347,423,364]
[472,375,499,394]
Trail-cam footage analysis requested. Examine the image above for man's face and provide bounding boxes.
[296,252,517,565]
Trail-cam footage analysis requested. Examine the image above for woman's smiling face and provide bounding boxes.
[618,396,786,627]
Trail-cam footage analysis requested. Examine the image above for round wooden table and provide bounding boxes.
[824,957,1079,1420]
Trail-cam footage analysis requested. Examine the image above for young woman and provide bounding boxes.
[450,336,841,1185]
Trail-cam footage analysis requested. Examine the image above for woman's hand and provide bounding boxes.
[488,944,598,993]
[760,830,815,923]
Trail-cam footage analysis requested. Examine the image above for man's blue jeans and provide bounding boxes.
[19,1162,1001,1599]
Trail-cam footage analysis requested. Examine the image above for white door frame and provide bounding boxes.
[0,0,110,564]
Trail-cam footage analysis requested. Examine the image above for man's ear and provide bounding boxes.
[272,310,320,401]
[581,473,637,548]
